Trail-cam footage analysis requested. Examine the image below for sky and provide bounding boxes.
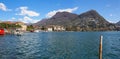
[0,0,120,23]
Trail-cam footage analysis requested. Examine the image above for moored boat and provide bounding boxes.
[34,30,40,32]
[0,29,5,35]
[14,30,23,36]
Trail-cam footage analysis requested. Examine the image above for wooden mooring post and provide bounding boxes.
[99,35,103,59]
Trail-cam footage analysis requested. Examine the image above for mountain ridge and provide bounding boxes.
[34,10,117,31]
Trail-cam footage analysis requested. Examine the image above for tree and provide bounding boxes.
[27,25,34,31]
[0,23,21,29]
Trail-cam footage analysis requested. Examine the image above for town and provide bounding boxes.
[0,21,66,35]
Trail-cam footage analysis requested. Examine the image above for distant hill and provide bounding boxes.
[116,21,120,26]
[34,10,116,31]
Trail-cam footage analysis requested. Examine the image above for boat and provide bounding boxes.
[34,30,40,32]
[0,29,5,35]
[14,30,23,36]
[30,30,34,32]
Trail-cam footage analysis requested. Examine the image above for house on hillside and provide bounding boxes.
[3,21,13,24]
[15,22,27,31]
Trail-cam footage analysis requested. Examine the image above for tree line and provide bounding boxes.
[0,23,21,29]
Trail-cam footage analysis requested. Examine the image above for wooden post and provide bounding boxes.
[99,35,103,59]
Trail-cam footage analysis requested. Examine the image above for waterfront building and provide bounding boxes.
[15,22,27,31]
[47,27,53,31]
[53,25,65,31]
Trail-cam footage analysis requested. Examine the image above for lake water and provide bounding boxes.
[0,32,120,59]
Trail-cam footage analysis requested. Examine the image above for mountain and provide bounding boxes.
[34,12,78,26]
[34,10,116,31]
[78,10,109,24]
[116,21,120,26]
[71,10,110,27]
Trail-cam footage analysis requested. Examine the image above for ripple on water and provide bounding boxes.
[0,32,120,59]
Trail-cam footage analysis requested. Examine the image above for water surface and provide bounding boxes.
[0,32,120,59]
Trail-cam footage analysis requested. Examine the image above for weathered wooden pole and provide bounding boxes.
[99,35,103,59]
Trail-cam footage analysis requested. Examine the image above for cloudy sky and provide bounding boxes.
[0,0,120,23]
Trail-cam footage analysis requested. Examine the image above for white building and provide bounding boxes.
[47,27,53,31]
[53,25,65,31]
[46,25,53,31]
[15,22,27,31]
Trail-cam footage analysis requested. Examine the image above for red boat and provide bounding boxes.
[0,29,5,35]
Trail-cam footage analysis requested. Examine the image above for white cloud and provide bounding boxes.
[0,3,11,11]
[18,16,39,23]
[16,6,40,17]
[46,7,78,18]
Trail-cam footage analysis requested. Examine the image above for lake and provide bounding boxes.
[0,32,120,59]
